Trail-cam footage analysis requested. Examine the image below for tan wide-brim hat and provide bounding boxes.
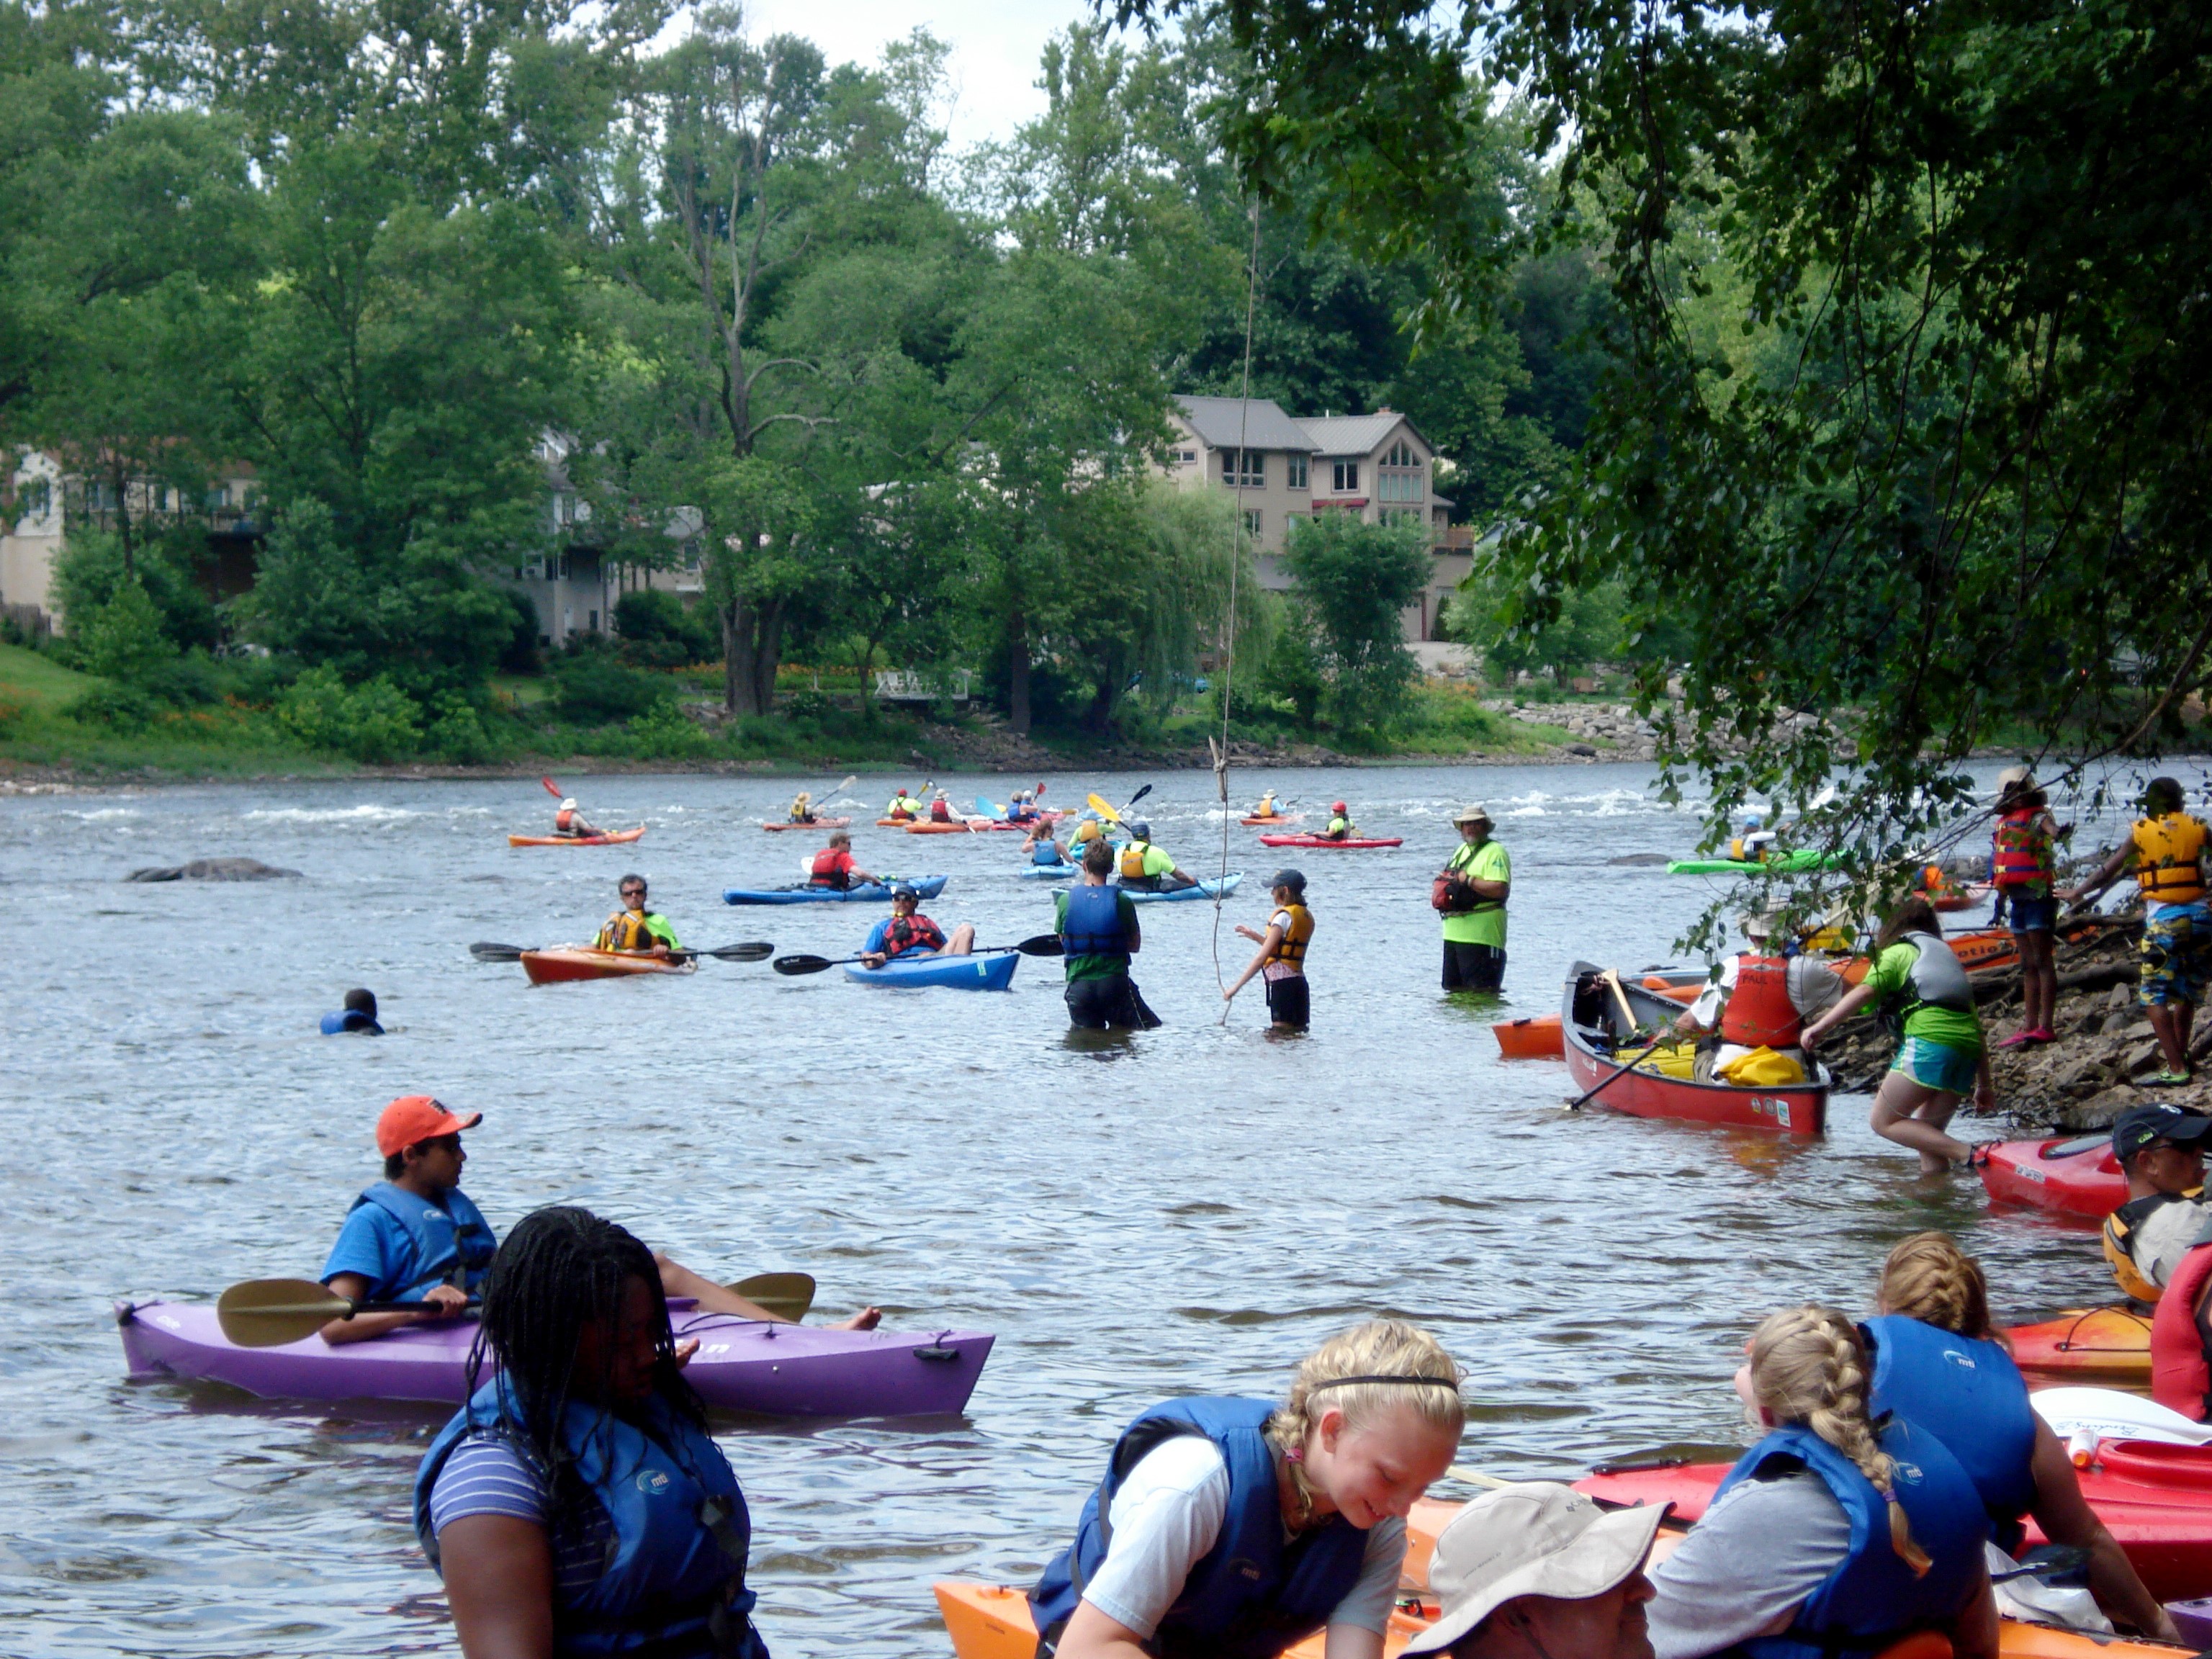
[1452,805,1493,827]
[1403,1482,1667,1654]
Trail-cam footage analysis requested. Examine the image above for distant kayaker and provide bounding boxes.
[2103,1104,2212,1303]
[1671,913,1843,1083]
[886,786,925,822]
[1867,1231,2180,1641]
[414,1206,774,1659]
[1800,897,1992,1174]
[1251,789,1281,820]
[809,830,877,892]
[1323,801,1354,841]
[595,873,678,958]
[1989,767,2066,1048]
[320,987,383,1035]
[1022,823,1071,868]
[553,796,601,839]
[787,790,817,824]
[858,884,974,968]
[1224,868,1313,1032]
[1402,1481,1663,1659]
[1057,838,1156,1030]
[1028,1319,1465,1659]
[320,1097,881,1348]
[1116,820,1195,893]
[1727,806,1776,864]
[1644,1303,1997,1659]
[928,789,958,824]
[2062,775,2212,1087]
[1007,784,1046,824]
[1438,805,1509,993]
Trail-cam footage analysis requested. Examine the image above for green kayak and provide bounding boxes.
[1665,849,1845,875]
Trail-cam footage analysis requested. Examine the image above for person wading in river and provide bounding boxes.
[1028,1319,1465,1659]
[318,1097,879,1346]
[1057,838,1157,1030]
[1437,806,1509,994]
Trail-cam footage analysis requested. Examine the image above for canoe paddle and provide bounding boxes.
[469,941,775,963]
[721,1271,815,1321]
[772,934,1066,976]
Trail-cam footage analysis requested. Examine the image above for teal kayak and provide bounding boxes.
[844,952,1018,990]
[724,876,948,905]
[1019,863,1075,879]
[1119,873,1241,903]
[1665,850,1843,875]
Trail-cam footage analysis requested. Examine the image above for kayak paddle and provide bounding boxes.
[1086,783,1153,826]
[217,1277,480,1347]
[772,935,1066,976]
[541,775,564,799]
[724,1271,815,1321]
[470,941,775,963]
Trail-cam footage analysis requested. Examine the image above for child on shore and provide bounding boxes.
[1226,868,1314,1031]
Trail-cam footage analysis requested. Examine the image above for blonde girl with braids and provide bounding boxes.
[1645,1305,1997,1659]
[1030,1320,1464,1659]
[1869,1233,2179,1641]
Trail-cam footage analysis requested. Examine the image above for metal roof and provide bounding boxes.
[1172,395,1319,453]
[1296,413,1417,457]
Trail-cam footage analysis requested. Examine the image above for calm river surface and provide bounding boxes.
[0,763,2122,1657]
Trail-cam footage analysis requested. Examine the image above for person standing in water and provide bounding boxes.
[1438,806,1509,993]
[1225,869,1315,1032]
[1029,1319,1465,1659]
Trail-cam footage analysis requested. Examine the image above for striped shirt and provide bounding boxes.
[428,1435,613,1601]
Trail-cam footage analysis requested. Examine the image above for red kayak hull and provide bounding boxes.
[1979,1135,2126,1219]
[1256,834,1403,848]
[507,826,647,848]
[520,948,697,985]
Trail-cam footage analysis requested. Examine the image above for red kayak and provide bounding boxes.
[519,947,697,985]
[1256,833,1403,849]
[762,817,852,832]
[1979,1133,2124,1220]
[1576,1442,2212,1601]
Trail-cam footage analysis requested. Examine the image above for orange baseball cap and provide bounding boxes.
[375,1094,482,1156]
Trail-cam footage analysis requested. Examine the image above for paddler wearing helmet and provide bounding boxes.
[1116,819,1195,892]
[1671,912,1844,1085]
[319,1095,881,1348]
[886,785,926,822]
[1225,868,1315,1031]
[1644,1302,1997,1659]
[2104,1104,2212,1303]
[1323,802,1354,841]
[1863,1231,2179,1642]
[553,796,601,839]
[1028,1319,1464,1659]
[1727,806,1776,864]
[2062,775,2212,1087]
[1800,896,1992,1174]
[413,1207,775,1659]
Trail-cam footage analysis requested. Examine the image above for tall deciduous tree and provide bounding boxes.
[1278,513,1427,736]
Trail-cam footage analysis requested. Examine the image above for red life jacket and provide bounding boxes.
[1991,808,2051,888]
[2152,1241,2212,1421]
[882,914,945,956]
[1719,956,1803,1049]
[555,807,577,832]
[930,799,954,822]
[810,849,853,889]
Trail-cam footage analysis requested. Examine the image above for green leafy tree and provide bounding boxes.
[1278,513,1427,734]
[76,575,177,685]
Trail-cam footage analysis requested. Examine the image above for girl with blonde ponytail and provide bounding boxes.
[1644,1305,1997,1659]
[1869,1233,2180,1642]
[1030,1320,1465,1659]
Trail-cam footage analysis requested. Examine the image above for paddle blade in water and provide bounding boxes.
[771,954,838,976]
[728,1271,817,1321]
[217,1277,355,1347]
[469,943,527,961]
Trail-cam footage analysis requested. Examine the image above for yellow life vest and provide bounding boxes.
[596,910,652,952]
[2103,1187,2210,1303]
[2134,813,2209,904]
[1120,841,1151,880]
[1267,903,1314,971]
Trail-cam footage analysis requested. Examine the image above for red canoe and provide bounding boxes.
[1562,963,1828,1135]
[1256,833,1403,848]
[506,826,647,848]
[1575,1442,2212,1601]
[762,817,853,832]
[1493,974,1708,1059]
[519,947,698,985]
[1979,1133,2126,1219]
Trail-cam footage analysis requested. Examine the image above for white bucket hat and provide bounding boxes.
[1403,1483,1666,1654]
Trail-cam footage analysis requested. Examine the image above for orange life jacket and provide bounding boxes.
[555,807,577,832]
[2152,1239,2212,1421]
[1266,904,1314,971]
[1719,956,1803,1049]
[1991,808,2053,888]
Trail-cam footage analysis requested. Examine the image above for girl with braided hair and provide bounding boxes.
[1645,1304,1995,1659]
[1869,1233,2178,1640]
[413,1206,770,1659]
[1029,1319,1465,1659]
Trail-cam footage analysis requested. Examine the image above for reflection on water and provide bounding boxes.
[0,763,2122,1654]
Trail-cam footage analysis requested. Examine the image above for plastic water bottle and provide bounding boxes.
[2068,1426,2099,1468]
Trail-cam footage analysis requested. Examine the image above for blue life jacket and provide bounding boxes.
[351,1183,498,1302]
[1029,1397,1368,1659]
[320,1010,382,1034]
[1712,1419,1988,1659]
[415,1377,765,1659]
[1061,884,1130,965]
[1864,1314,2038,1554]
[1032,841,1066,867]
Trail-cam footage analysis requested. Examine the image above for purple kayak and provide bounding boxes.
[117,1298,993,1417]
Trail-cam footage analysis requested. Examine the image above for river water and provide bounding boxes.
[0,762,2130,1657]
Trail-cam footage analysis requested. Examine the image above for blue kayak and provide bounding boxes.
[724,876,949,906]
[844,952,1019,991]
[1118,873,1241,904]
[1019,863,1075,880]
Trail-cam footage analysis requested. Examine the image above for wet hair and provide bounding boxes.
[618,871,646,893]
[2144,777,2185,817]
[1874,896,1943,951]
[1083,837,1115,875]
[827,830,851,849]
[1267,1321,1464,1522]
[1877,1232,1992,1339]
[343,987,377,1015]
[467,1208,703,1516]
[1746,1305,1931,1575]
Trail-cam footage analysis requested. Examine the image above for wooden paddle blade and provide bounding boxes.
[706,942,774,962]
[771,954,837,976]
[728,1271,816,1321]
[469,943,527,961]
[1014,934,1066,956]
[217,1277,352,1347]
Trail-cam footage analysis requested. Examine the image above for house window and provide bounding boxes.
[1331,460,1359,493]
[1241,509,1262,539]
[1179,449,1197,463]
[19,478,50,519]
[1286,454,1308,489]
[205,483,230,511]
[1221,449,1265,488]
[1378,439,1424,503]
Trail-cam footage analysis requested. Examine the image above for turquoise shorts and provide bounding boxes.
[1891,1035,1979,1094]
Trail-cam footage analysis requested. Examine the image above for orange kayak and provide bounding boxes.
[905,820,978,835]
[1241,814,1303,827]
[2003,1305,2152,1384]
[1492,976,1704,1059]
[518,947,697,985]
[506,826,646,848]
[762,817,851,832]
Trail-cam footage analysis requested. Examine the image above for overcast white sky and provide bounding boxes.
[675,1,1105,150]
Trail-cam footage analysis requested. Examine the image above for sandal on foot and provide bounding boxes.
[1995,1029,2037,1049]
[2141,1069,2193,1088]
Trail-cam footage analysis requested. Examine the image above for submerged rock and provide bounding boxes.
[127,858,302,882]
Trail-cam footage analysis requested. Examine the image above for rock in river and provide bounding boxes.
[127,858,302,882]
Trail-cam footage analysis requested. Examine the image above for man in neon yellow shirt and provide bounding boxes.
[1441,804,1510,991]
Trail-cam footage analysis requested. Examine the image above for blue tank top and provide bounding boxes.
[1864,1314,2039,1553]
